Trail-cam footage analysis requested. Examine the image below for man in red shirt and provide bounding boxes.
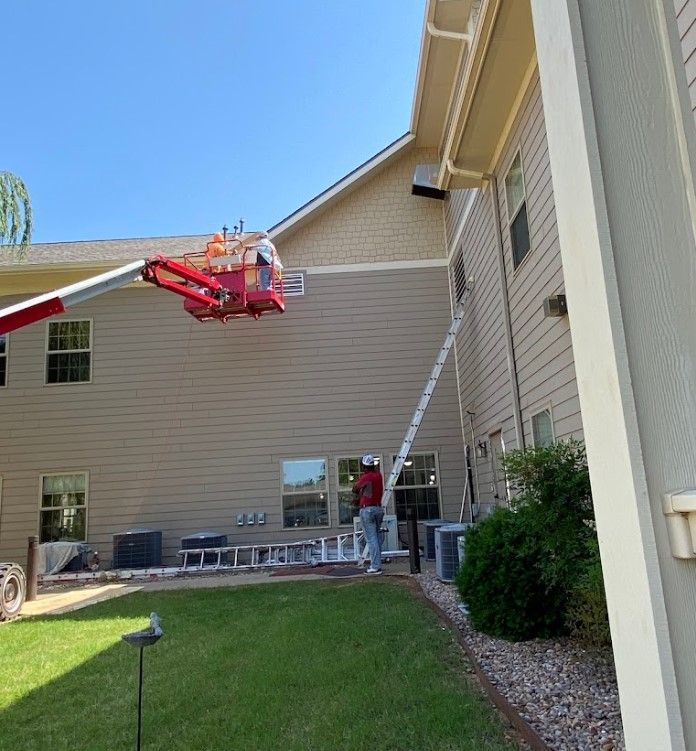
[353,454,384,574]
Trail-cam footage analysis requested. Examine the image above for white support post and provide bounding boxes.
[530,0,696,748]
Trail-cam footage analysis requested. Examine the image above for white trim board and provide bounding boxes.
[304,259,448,275]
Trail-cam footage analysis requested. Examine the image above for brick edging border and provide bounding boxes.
[401,576,552,751]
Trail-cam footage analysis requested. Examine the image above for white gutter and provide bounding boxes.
[426,21,472,42]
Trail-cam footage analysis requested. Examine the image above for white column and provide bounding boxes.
[530,0,696,748]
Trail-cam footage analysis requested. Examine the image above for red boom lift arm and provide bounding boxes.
[0,255,228,335]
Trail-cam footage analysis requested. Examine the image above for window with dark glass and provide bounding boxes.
[282,458,329,528]
[40,473,87,542]
[393,453,441,522]
[505,152,531,268]
[46,320,91,384]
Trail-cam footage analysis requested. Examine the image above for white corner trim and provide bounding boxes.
[446,190,478,261]
[303,258,448,275]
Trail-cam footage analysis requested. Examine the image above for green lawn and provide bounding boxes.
[0,579,519,751]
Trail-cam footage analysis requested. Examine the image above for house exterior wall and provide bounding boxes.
[494,74,583,446]
[445,71,583,514]
[0,265,465,566]
[675,0,696,115]
[278,148,446,268]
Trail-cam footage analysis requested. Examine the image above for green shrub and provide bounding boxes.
[565,539,611,648]
[455,507,565,640]
[456,440,610,643]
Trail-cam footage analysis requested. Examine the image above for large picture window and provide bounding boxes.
[0,334,6,387]
[505,152,531,268]
[393,453,441,522]
[337,455,381,525]
[46,320,92,384]
[39,473,88,543]
[282,458,329,528]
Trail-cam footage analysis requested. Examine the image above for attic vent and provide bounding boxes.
[277,272,305,297]
[450,249,467,302]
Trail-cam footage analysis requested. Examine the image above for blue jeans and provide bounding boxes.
[258,266,272,290]
[360,506,384,570]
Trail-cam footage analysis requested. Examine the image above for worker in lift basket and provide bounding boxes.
[253,231,282,290]
[353,455,384,574]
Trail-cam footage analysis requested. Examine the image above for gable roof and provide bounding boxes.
[268,133,414,244]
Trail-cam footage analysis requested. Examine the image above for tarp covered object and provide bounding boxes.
[38,542,87,575]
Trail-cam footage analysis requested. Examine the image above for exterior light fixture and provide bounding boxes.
[542,294,568,318]
[476,441,488,459]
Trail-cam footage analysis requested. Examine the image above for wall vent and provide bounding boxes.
[277,272,305,296]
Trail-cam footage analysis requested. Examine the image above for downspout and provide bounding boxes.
[487,176,525,450]
[446,243,474,523]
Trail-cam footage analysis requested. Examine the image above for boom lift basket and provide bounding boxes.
[182,233,285,322]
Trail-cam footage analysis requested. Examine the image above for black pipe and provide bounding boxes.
[406,507,421,574]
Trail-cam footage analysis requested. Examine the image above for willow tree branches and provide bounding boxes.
[0,171,32,251]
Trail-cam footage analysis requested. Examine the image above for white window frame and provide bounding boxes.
[530,406,556,447]
[280,457,330,530]
[45,319,93,386]
[504,149,532,270]
[38,470,89,543]
[0,332,7,388]
[335,454,382,527]
[391,451,442,521]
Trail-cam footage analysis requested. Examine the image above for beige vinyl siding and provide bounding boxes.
[0,267,464,565]
[494,73,583,446]
[444,72,585,513]
[675,0,696,114]
[444,188,473,246]
[447,187,516,513]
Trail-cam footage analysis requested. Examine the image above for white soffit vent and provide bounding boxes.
[278,272,305,296]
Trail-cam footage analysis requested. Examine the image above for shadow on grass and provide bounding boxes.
[0,580,520,751]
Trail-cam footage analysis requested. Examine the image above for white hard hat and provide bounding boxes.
[361,454,375,466]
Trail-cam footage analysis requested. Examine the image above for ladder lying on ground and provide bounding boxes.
[179,530,371,571]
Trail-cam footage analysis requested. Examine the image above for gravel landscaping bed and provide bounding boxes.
[416,572,625,751]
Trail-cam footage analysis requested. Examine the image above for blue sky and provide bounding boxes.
[2,1,425,243]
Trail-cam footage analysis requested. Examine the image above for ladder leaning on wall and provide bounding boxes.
[354,290,471,563]
[380,294,469,512]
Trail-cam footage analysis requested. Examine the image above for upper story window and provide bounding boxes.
[46,320,92,385]
[0,334,6,387]
[281,458,329,529]
[531,408,555,447]
[393,452,441,522]
[337,455,381,525]
[505,152,531,268]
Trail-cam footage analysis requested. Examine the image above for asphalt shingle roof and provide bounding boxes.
[0,234,218,267]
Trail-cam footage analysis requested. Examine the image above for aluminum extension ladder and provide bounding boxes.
[381,295,468,510]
